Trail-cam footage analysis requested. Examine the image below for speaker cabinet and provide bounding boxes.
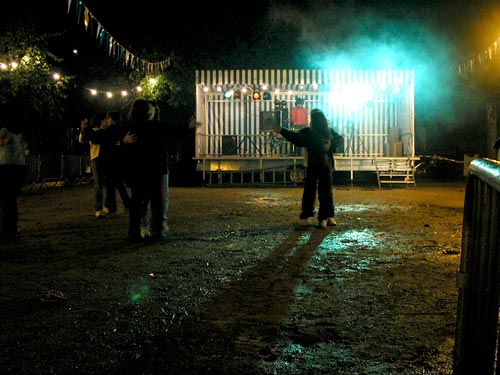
[260,111,281,131]
[222,135,237,155]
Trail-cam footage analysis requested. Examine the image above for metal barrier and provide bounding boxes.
[454,158,500,375]
[24,154,92,189]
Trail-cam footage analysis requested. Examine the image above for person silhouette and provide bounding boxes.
[0,127,27,239]
[274,109,343,228]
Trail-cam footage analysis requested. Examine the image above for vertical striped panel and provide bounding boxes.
[195,69,414,158]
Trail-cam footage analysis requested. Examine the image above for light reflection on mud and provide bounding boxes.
[248,196,296,206]
[337,204,372,213]
[319,229,381,253]
[310,229,400,277]
[297,233,312,246]
[338,204,412,212]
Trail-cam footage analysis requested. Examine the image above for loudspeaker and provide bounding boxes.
[222,135,237,155]
[260,111,280,131]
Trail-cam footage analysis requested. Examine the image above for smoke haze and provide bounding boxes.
[267,1,489,126]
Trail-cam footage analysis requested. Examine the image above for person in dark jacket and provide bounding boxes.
[274,109,343,228]
[122,99,198,241]
[80,112,130,217]
[106,112,131,214]
[0,127,27,239]
[138,101,181,239]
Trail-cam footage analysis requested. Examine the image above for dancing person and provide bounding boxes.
[274,109,343,228]
[79,113,108,218]
[138,101,178,238]
[122,99,199,241]
[106,112,131,214]
[0,127,27,240]
[79,112,129,218]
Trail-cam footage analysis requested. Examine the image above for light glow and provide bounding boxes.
[327,83,374,110]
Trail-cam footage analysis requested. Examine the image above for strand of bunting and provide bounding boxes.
[67,0,171,74]
[458,37,500,75]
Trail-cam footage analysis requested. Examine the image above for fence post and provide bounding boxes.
[453,158,500,375]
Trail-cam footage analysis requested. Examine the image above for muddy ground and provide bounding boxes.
[0,177,466,374]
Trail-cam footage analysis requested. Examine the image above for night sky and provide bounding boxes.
[3,0,500,65]
[76,0,500,66]
[3,0,500,129]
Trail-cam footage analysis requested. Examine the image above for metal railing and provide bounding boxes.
[454,157,500,374]
[24,154,92,190]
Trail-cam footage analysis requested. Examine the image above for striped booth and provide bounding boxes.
[194,69,418,185]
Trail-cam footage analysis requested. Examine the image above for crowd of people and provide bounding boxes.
[0,99,199,242]
[77,99,199,241]
[0,100,343,241]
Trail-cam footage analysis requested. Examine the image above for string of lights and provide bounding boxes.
[0,57,149,101]
[205,82,402,106]
[84,86,139,99]
[0,60,64,82]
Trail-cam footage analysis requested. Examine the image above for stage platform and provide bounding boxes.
[195,155,421,187]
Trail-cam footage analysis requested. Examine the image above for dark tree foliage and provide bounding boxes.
[0,26,70,135]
